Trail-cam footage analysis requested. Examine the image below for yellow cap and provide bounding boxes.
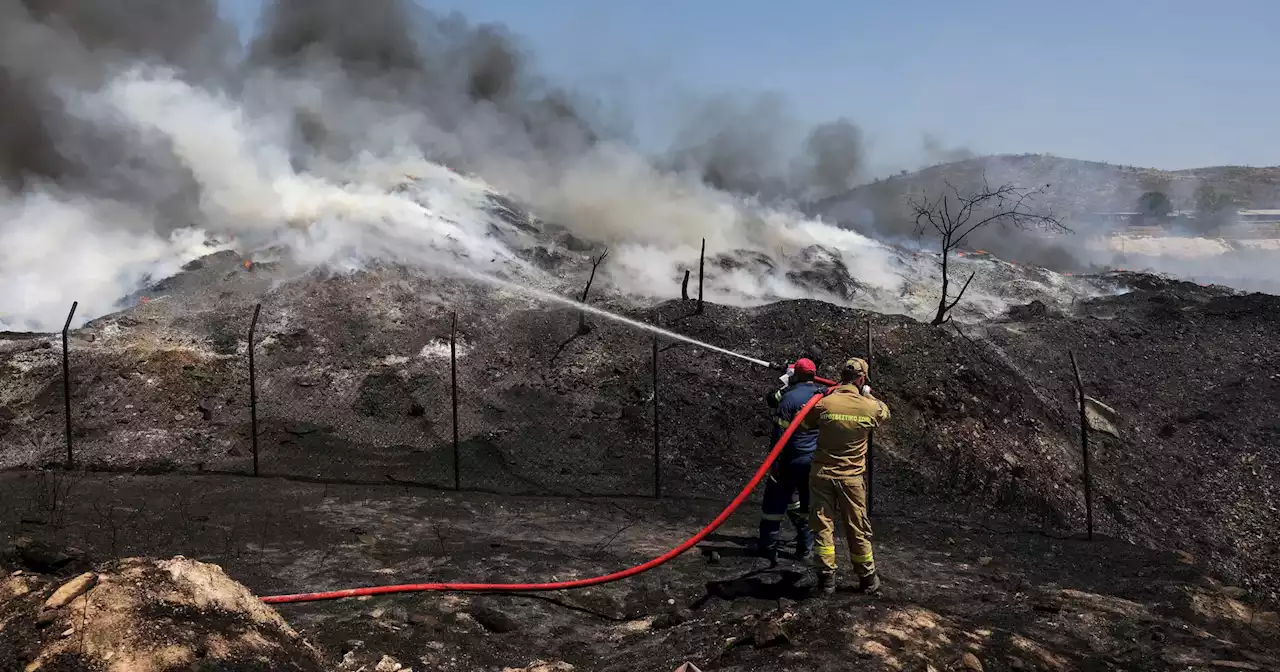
[842,358,869,377]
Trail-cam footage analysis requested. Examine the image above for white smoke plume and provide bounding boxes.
[0,61,1004,331]
[0,0,1211,333]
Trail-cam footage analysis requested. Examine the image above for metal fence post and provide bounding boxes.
[865,316,874,515]
[451,311,460,491]
[1070,350,1094,540]
[695,238,706,315]
[61,301,78,470]
[652,334,661,498]
[248,304,261,477]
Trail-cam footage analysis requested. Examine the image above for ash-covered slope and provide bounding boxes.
[979,278,1280,602]
[0,252,1080,524]
[2,248,1277,604]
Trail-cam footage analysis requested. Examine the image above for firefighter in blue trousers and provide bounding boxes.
[755,357,825,563]
[760,346,825,546]
[764,346,824,409]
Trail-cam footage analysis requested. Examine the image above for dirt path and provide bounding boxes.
[2,471,1277,671]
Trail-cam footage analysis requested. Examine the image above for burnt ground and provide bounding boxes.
[975,277,1280,603]
[0,251,1093,518]
[0,254,1278,669]
[2,471,1278,672]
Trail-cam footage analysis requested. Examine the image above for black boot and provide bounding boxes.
[858,572,881,594]
[794,531,813,561]
[816,570,837,596]
[753,541,779,566]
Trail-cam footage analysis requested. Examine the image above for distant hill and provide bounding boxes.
[815,154,1280,229]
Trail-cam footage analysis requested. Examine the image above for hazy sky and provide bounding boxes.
[218,0,1280,173]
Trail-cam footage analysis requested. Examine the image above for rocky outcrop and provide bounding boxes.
[0,557,326,671]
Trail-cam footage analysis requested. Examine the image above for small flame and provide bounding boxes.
[243,259,253,270]
[140,296,151,304]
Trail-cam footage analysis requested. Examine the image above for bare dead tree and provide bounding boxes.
[908,177,1070,325]
[578,248,609,334]
[681,269,690,301]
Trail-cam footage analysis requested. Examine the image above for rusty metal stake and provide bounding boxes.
[1070,350,1094,540]
[652,334,661,499]
[865,316,874,516]
[249,303,261,477]
[696,238,705,314]
[451,311,460,491]
[61,301,78,470]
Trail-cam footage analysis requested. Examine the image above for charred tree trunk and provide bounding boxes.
[578,249,609,334]
[681,270,690,301]
[910,178,1068,325]
[932,252,951,325]
[935,271,975,325]
[932,246,975,326]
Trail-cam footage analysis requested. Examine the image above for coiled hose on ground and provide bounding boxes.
[260,391,827,604]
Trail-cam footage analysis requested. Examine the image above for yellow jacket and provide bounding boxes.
[798,384,890,479]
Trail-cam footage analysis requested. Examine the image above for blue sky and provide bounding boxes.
[218,0,1280,172]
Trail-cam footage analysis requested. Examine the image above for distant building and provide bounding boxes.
[1087,212,1141,224]
[1082,209,1280,233]
[1237,209,1280,225]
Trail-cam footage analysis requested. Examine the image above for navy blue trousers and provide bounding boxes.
[757,453,814,553]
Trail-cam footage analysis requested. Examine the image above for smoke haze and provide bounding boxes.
[0,0,1273,331]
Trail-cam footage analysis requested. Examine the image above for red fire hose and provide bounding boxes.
[260,392,826,604]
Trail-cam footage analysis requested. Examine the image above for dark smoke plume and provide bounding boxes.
[920,133,976,166]
[0,70,67,186]
[663,93,796,200]
[796,118,865,201]
[17,0,232,72]
[663,94,866,204]
[0,0,232,194]
[9,0,1238,331]
[248,0,600,163]
[249,0,426,75]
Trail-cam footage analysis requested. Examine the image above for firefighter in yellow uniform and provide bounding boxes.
[797,357,889,595]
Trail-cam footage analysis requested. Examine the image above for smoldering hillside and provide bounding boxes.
[0,0,1013,332]
[0,0,1275,334]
